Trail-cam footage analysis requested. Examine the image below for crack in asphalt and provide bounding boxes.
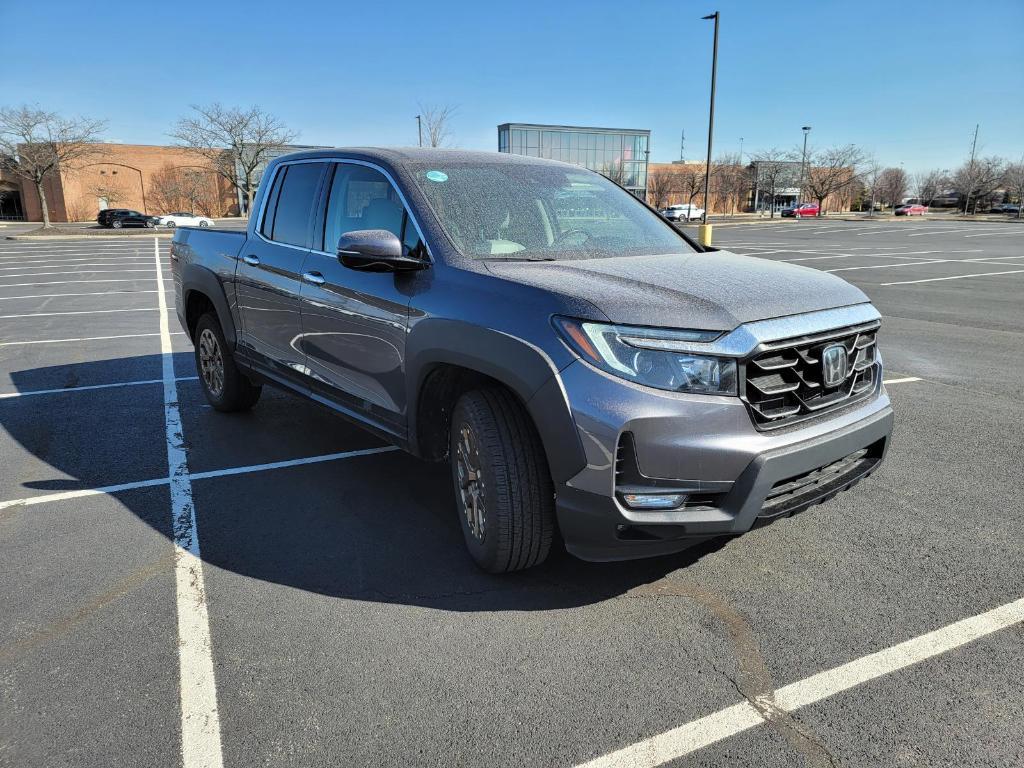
[627,580,843,767]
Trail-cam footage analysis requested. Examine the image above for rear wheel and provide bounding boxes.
[450,389,555,573]
[199,220,209,228]
[112,219,123,229]
[194,313,261,412]
[166,220,176,228]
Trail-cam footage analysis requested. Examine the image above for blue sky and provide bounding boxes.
[3,0,1021,173]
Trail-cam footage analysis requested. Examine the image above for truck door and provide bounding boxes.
[235,160,328,385]
[296,161,424,436]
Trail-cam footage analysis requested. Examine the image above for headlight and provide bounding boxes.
[554,317,738,395]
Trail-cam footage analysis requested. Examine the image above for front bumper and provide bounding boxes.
[552,360,893,561]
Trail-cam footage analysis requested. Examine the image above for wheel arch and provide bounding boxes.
[180,264,237,347]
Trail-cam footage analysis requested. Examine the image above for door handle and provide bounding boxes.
[302,271,326,286]
[242,255,260,266]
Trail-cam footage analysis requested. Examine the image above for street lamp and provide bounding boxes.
[799,125,811,202]
[700,11,719,228]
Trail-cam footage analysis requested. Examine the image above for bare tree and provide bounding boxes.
[802,144,865,216]
[150,164,223,216]
[1002,160,1024,219]
[418,103,457,148]
[951,156,1005,213]
[676,163,706,207]
[647,168,677,209]
[711,153,750,215]
[751,149,796,218]
[0,105,107,227]
[171,103,297,216]
[600,157,627,186]
[860,160,883,216]
[914,169,946,207]
[877,167,909,211]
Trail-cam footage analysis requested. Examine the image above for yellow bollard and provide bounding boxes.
[698,223,713,247]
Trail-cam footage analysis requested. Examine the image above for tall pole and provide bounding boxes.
[964,123,979,214]
[701,12,719,225]
[799,125,811,202]
[416,115,423,148]
[679,129,685,162]
[739,137,744,164]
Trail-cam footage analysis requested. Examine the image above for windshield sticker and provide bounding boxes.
[425,170,448,183]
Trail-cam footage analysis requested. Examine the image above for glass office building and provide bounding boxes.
[498,123,650,198]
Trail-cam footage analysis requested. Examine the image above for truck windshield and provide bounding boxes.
[411,162,696,261]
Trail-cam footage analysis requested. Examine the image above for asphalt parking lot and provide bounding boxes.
[1,220,1022,768]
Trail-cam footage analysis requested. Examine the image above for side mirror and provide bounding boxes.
[337,229,427,272]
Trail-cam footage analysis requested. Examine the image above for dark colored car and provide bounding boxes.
[781,202,819,218]
[172,148,893,573]
[98,209,160,228]
[988,203,1020,215]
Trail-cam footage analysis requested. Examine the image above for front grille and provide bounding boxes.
[760,442,882,518]
[742,321,880,429]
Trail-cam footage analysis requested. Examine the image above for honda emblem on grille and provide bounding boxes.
[821,344,848,387]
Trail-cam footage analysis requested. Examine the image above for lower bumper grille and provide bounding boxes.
[761,441,883,518]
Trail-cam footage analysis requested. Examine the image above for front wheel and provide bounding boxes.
[112,220,123,229]
[199,220,209,228]
[194,313,261,412]
[450,389,555,573]
[166,220,176,228]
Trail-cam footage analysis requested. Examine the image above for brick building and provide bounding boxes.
[16,143,237,222]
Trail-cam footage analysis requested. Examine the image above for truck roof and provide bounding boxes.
[267,146,571,168]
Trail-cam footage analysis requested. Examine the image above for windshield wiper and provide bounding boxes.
[481,256,557,262]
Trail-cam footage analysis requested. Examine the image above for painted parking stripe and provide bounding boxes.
[154,238,226,768]
[964,230,1024,237]
[881,269,1024,286]
[575,595,1024,768]
[0,332,182,347]
[824,259,954,273]
[0,376,199,400]
[0,446,398,512]
[0,289,159,301]
[0,278,158,288]
[0,307,160,320]
[882,377,922,384]
[0,268,155,279]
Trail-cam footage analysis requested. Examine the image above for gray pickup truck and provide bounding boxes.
[171,148,893,573]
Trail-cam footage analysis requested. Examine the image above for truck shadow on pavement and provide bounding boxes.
[3,354,731,612]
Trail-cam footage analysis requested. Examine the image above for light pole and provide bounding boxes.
[416,115,423,148]
[700,11,719,231]
[799,125,811,203]
[739,137,744,164]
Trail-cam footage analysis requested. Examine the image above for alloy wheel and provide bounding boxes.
[197,328,225,397]
[455,424,486,543]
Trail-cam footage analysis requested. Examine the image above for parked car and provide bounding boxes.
[172,149,892,573]
[987,203,1020,215]
[158,212,214,228]
[894,203,928,216]
[99,209,160,228]
[781,202,819,218]
[660,204,705,222]
[96,208,133,227]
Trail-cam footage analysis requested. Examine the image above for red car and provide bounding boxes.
[895,203,928,216]
[781,202,819,218]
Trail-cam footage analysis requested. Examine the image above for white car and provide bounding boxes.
[158,212,214,228]
[660,204,705,222]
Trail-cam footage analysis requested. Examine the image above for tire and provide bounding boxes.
[166,220,176,228]
[199,221,209,228]
[112,219,122,228]
[145,221,155,228]
[450,388,555,573]
[193,313,261,412]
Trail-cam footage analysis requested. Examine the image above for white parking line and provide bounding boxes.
[0,332,181,347]
[0,377,199,400]
[0,278,157,289]
[155,239,225,768]
[0,446,398,512]
[824,260,953,273]
[881,269,1024,286]
[0,289,159,301]
[0,307,160,320]
[575,595,1024,768]
[882,377,922,384]
[963,230,1024,237]
[0,269,155,279]
[0,257,156,266]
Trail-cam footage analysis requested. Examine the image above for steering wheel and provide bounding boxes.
[553,228,592,246]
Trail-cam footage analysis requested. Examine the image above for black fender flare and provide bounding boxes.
[406,320,586,485]
[180,263,238,347]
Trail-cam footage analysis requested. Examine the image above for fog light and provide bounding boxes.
[621,492,686,510]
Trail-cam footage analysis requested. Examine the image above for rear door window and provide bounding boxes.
[262,162,327,247]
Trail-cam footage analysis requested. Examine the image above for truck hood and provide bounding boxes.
[484,250,870,331]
